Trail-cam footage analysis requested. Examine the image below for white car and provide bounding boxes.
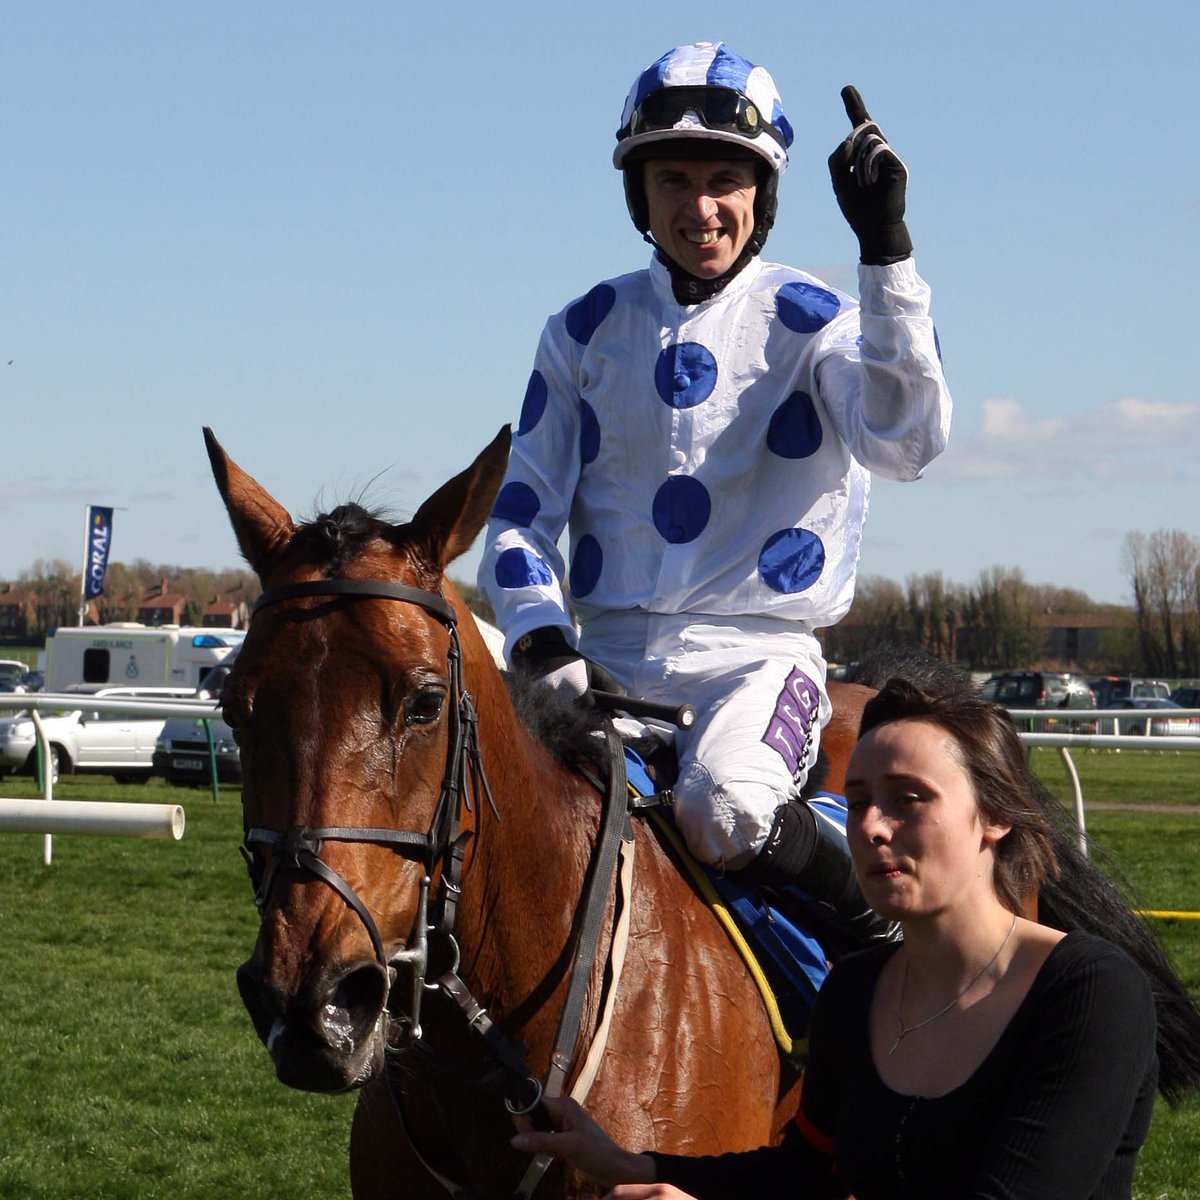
[0,685,195,783]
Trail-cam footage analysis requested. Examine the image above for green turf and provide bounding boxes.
[0,776,355,1199]
[0,753,1196,1197]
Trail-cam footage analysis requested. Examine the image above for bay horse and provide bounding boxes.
[207,427,1200,1199]
[207,424,874,1199]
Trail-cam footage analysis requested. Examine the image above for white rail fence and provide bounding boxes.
[1005,707,1200,860]
[0,693,219,863]
[2,696,1198,868]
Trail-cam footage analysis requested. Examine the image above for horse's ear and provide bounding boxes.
[203,427,296,577]
[408,426,512,571]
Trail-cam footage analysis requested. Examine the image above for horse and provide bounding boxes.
[206,427,1200,1199]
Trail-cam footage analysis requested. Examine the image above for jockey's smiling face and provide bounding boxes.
[642,158,758,280]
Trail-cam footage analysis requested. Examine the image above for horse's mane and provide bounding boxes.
[503,670,612,777]
[841,644,972,695]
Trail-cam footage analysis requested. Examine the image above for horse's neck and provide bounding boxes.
[455,680,600,1018]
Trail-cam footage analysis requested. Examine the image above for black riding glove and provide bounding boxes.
[509,626,621,704]
[828,85,913,266]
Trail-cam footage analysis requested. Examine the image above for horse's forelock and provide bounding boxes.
[287,502,397,577]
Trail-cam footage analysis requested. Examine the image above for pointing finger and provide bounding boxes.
[841,85,871,127]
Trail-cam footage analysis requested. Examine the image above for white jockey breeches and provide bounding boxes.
[578,611,832,870]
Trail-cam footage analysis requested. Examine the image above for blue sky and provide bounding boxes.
[2,2,1196,606]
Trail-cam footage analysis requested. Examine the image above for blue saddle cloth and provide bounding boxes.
[624,748,842,1036]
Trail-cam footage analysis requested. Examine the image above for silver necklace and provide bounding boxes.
[888,911,1018,1056]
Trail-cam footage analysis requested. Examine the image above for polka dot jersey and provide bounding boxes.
[481,253,951,655]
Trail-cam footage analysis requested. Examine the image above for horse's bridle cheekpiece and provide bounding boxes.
[240,576,632,1200]
[241,578,501,1050]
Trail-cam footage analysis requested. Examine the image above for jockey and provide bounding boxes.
[479,41,951,944]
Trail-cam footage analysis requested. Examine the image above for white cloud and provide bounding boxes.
[977,397,1067,443]
[931,394,1198,484]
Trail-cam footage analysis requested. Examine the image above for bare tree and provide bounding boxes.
[1123,530,1200,676]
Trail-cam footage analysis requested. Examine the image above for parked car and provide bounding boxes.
[1088,676,1171,708]
[978,671,1096,731]
[1103,697,1200,738]
[0,684,195,783]
[152,654,240,786]
[1169,685,1200,709]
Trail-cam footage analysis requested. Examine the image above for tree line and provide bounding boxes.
[5,558,260,635]
[6,530,1198,680]
[827,529,1200,677]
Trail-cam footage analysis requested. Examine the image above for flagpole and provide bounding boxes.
[78,505,91,626]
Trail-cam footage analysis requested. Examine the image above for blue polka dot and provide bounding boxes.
[565,285,616,346]
[494,547,554,590]
[767,392,823,459]
[491,481,541,528]
[759,529,825,594]
[652,476,711,544]
[569,535,603,598]
[517,371,548,436]
[654,343,718,409]
[776,282,842,333]
[579,399,600,464]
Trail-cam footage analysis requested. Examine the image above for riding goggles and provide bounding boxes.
[618,86,788,151]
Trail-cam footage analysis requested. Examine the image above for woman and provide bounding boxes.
[512,680,1160,1198]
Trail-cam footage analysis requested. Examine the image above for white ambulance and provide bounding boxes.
[42,624,244,693]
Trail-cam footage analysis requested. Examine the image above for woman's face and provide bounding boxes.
[843,718,1010,922]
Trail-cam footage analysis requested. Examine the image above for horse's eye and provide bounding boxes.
[404,687,446,726]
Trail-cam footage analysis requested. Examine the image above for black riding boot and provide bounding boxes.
[735,798,899,951]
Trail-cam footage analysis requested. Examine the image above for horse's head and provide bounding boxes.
[205,426,510,1092]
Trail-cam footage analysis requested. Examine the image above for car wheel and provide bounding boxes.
[113,773,150,785]
[25,745,65,785]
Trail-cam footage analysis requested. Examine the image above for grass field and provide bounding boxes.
[0,752,1196,1198]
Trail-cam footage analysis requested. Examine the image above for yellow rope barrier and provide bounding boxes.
[645,806,799,1056]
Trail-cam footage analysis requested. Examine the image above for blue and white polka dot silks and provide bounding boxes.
[613,41,792,174]
[480,255,951,657]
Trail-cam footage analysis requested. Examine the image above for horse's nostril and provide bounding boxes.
[319,963,387,1048]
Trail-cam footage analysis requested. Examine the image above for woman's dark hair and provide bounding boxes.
[859,674,1200,1103]
[858,678,1059,914]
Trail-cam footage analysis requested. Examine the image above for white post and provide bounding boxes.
[32,709,54,865]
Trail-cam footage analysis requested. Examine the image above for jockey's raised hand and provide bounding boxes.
[828,85,913,265]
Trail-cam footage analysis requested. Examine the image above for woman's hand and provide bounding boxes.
[607,1188,700,1199]
[511,1096,658,1189]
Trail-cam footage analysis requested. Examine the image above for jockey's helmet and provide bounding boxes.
[613,42,793,257]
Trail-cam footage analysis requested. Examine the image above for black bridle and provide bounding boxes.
[239,578,495,1040]
[238,575,639,1199]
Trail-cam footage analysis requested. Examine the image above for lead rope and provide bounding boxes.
[514,831,636,1200]
[512,727,630,1199]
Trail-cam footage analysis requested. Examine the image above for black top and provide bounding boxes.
[651,932,1157,1199]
